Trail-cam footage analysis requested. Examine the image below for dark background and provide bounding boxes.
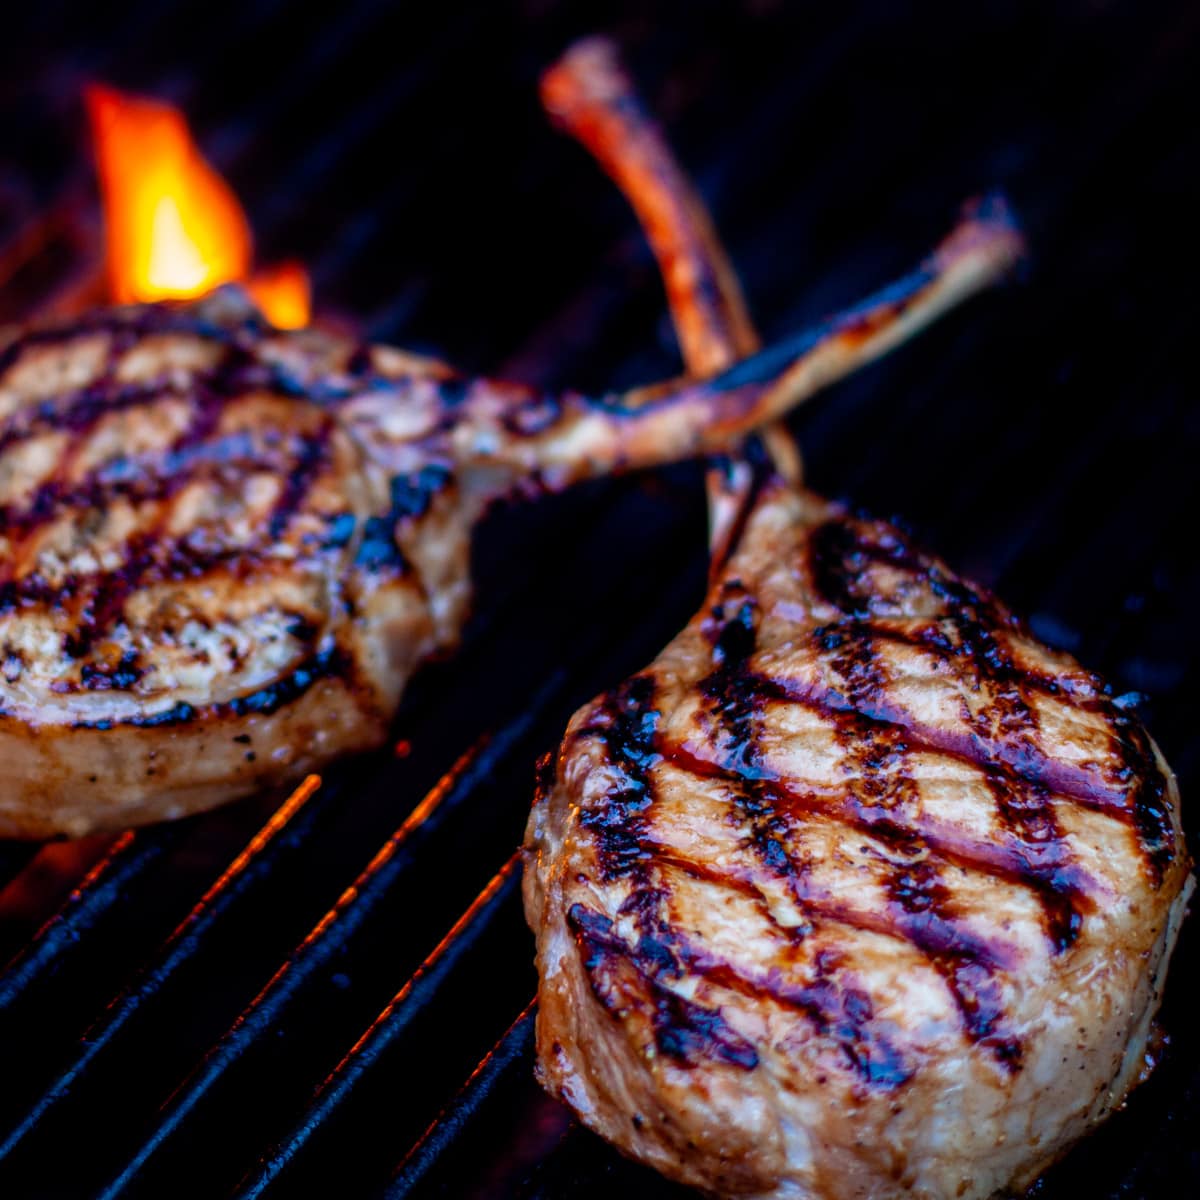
[0,1,1197,1197]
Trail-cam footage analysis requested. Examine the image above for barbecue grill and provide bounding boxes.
[1,2,1197,1197]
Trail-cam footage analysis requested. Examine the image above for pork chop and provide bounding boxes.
[524,478,1192,1198]
[524,39,1191,1200]
[0,199,1020,837]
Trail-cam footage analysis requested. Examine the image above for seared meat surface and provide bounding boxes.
[0,291,459,835]
[523,480,1192,1198]
[0,205,1019,837]
[524,39,1191,1200]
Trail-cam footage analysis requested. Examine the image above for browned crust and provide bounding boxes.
[0,292,450,836]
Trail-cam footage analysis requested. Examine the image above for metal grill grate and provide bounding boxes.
[1,3,1198,1197]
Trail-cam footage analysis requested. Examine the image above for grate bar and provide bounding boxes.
[0,775,328,1166]
[201,0,411,173]
[233,852,524,1199]
[0,827,179,1017]
[251,25,465,266]
[92,699,554,1199]
[386,999,538,1199]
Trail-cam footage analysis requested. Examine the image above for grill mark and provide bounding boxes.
[1111,717,1175,883]
[716,579,1024,1066]
[1,334,172,587]
[576,675,662,882]
[651,843,1017,970]
[1,312,453,636]
[67,510,337,654]
[809,520,872,617]
[652,811,1024,1071]
[881,605,1066,921]
[825,619,1041,1070]
[693,596,927,1081]
[662,739,1093,941]
[702,593,814,921]
[0,303,252,385]
[3,525,294,618]
[0,306,421,461]
[669,929,911,1090]
[759,670,1119,812]
[880,849,1021,1067]
[820,630,1021,1063]
[566,903,758,1071]
[0,299,453,712]
[0,428,289,542]
[2,352,307,544]
[700,588,760,770]
[0,294,444,448]
[870,623,1095,711]
[761,659,1173,901]
[68,640,347,730]
[44,294,258,340]
[981,771,1080,951]
[803,516,1175,883]
[2,374,342,655]
[61,521,195,659]
[0,379,178,458]
[2,490,370,698]
[809,514,1003,624]
[355,464,454,572]
[56,385,331,652]
[268,414,335,539]
[830,696,1017,1060]
[651,849,805,933]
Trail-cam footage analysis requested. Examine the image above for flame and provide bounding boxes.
[245,260,311,332]
[85,84,310,328]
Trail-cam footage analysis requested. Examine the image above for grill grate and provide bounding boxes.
[1,2,1198,1197]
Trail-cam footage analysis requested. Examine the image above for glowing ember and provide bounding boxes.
[85,83,310,328]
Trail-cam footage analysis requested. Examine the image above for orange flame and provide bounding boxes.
[85,84,310,328]
[244,260,312,332]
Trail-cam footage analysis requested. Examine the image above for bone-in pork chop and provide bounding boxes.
[0,204,1019,837]
[525,479,1192,1198]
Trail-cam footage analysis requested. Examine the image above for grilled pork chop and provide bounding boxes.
[0,201,1019,837]
[524,485,1192,1198]
[524,39,1192,1200]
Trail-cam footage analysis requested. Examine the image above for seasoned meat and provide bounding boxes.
[0,202,1019,837]
[524,480,1192,1199]
[524,39,1192,1200]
